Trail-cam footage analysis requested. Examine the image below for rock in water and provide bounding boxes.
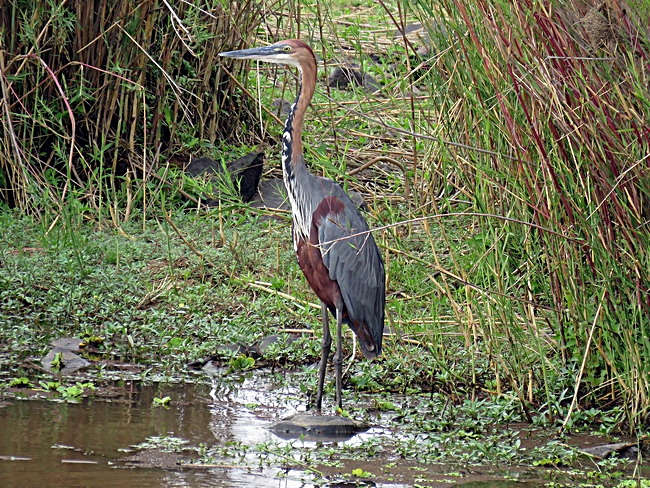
[269,413,367,442]
[579,442,638,460]
[50,337,83,352]
[41,346,90,375]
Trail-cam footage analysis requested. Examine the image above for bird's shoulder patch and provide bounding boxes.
[312,195,345,224]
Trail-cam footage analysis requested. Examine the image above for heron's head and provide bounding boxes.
[219,39,315,69]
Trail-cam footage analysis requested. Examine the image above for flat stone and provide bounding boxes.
[41,347,90,375]
[269,413,367,441]
[580,442,637,459]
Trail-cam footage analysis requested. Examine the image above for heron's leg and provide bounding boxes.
[315,301,331,411]
[333,307,343,409]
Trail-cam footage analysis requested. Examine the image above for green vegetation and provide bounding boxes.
[0,0,262,216]
[132,435,190,452]
[0,0,648,457]
[153,396,172,407]
[407,0,649,433]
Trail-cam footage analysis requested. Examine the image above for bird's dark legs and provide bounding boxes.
[314,301,344,411]
[315,301,332,411]
[333,307,343,409]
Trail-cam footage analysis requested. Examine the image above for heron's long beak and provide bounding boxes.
[219,45,278,60]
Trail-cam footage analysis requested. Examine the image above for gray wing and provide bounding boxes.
[317,192,385,353]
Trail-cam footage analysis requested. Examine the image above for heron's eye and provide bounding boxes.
[282,45,291,52]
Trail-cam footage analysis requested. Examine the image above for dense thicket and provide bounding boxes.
[0,0,260,212]
[414,0,649,428]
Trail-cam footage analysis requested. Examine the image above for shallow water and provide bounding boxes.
[0,374,396,488]
[2,382,211,487]
[0,370,636,487]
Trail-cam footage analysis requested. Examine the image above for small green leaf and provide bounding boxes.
[9,377,32,388]
[153,396,172,407]
[228,355,255,372]
[351,468,372,478]
[50,351,64,371]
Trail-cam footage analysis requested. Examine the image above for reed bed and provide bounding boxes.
[0,0,262,219]
[409,0,649,429]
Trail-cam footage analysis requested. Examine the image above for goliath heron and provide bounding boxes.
[219,40,385,410]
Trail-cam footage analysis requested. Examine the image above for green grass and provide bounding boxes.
[4,211,291,354]
[0,206,467,382]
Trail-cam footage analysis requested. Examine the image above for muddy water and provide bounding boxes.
[0,371,570,487]
[2,383,212,487]
[0,374,316,488]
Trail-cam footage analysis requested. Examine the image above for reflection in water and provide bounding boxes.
[0,371,548,488]
[0,373,356,488]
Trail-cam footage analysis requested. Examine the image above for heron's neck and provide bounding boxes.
[282,61,317,241]
[281,62,316,181]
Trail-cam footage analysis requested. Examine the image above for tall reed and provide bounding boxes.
[413,0,649,429]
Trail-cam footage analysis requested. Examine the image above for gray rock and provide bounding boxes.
[269,413,367,442]
[41,347,90,375]
[580,442,637,459]
[185,152,264,203]
[250,178,289,211]
[328,64,380,92]
[50,337,83,352]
